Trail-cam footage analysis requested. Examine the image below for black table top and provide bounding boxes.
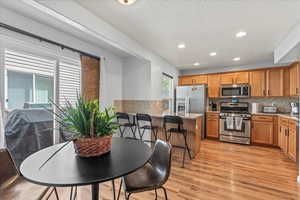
[20,137,151,187]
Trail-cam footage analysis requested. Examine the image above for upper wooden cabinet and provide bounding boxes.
[250,70,266,97]
[178,75,207,86]
[220,72,249,85]
[289,62,300,96]
[207,74,220,98]
[266,68,284,97]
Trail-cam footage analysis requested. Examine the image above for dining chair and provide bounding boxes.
[117,140,172,200]
[136,113,159,143]
[163,115,192,168]
[0,148,59,200]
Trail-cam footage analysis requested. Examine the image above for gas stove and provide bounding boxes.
[219,102,251,145]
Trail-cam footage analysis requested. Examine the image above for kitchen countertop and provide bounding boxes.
[252,112,299,121]
[206,111,299,121]
[128,112,203,120]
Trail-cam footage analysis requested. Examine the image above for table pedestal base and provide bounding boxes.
[91,183,99,200]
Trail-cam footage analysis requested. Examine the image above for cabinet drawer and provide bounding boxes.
[252,115,273,122]
[279,117,289,126]
[206,113,219,119]
[289,119,297,129]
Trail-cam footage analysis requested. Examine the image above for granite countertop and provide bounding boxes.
[252,112,299,121]
[206,111,220,113]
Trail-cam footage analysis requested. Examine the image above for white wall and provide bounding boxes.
[122,57,151,100]
[0,6,124,110]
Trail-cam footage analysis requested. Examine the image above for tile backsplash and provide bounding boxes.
[208,97,299,113]
[113,100,164,115]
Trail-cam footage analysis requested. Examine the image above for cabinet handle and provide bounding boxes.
[263,90,266,96]
[280,127,282,132]
[268,90,270,96]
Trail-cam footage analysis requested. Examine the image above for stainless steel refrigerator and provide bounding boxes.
[175,84,207,138]
[175,85,207,114]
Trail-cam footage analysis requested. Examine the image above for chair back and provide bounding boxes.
[0,149,19,188]
[149,140,172,185]
[116,112,130,122]
[163,115,183,131]
[136,113,152,122]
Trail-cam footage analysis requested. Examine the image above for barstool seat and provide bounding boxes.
[116,112,137,139]
[136,113,158,143]
[163,115,192,168]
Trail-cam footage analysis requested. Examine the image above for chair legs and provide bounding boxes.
[119,126,137,139]
[161,186,168,200]
[69,186,77,200]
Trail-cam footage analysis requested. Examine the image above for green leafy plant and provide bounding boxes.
[51,95,119,139]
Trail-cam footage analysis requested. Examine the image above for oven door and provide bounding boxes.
[220,85,250,98]
[220,118,251,137]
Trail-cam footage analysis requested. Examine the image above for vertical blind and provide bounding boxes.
[58,60,81,106]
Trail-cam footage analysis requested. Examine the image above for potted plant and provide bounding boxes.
[52,96,119,157]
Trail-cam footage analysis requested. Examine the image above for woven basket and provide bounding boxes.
[73,135,112,157]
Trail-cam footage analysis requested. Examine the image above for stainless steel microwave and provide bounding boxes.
[220,85,250,98]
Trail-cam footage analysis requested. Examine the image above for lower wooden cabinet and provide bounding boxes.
[251,120,274,145]
[206,113,219,138]
[278,117,298,162]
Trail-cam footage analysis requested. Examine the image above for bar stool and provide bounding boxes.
[163,115,192,168]
[136,113,159,143]
[116,112,137,139]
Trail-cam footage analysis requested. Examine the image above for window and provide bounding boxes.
[4,49,55,110]
[161,73,173,113]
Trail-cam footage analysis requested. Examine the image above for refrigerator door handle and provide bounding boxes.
[185,97,190,114]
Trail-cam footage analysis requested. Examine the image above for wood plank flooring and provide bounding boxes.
[47,139,300,200]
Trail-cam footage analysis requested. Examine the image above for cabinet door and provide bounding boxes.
[235,72,249,84]
[179,76,193,85]
[251,121,273,144]
[194,75,208,85]
[220,73,234,85]
[282,126,289,154]
[206,118,219,138]
[207,74,220,98]
[288,120,297,161]
[290,62,300,96]
[250,70,266,97]
[266,69,284,97]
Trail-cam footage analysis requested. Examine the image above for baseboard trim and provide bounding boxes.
[297,176,300,184]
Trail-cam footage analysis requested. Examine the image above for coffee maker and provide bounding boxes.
[290,102,299,115]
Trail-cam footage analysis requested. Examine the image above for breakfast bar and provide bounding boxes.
[148,113,203,158]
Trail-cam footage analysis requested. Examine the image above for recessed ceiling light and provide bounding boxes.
[177,43,186,49]
[193,62,200,66]
[236,31,247,38]
[233,57,241,61]
[118,0,137,5]
[209,52,217,56]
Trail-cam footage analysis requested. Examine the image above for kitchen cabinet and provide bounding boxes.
[179,76,193,85]
[278,117,298,162]
[207,74,220,98]
[251,115,274,145]
[206,113,219,138]
[288,119,297,161]
[220,72,249,85]
[179,75,207,86]
[290,62,300,96]
[249,70,266,97]
[266,68,284,97]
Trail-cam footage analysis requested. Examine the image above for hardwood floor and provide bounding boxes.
[47,139,300,200]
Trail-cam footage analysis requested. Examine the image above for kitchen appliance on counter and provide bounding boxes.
[219,102,251,144]
[263,105,278,113]
[220,84,250,98]
[291,102,299,115]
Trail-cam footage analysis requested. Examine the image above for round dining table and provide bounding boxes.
[20,137,152,200]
